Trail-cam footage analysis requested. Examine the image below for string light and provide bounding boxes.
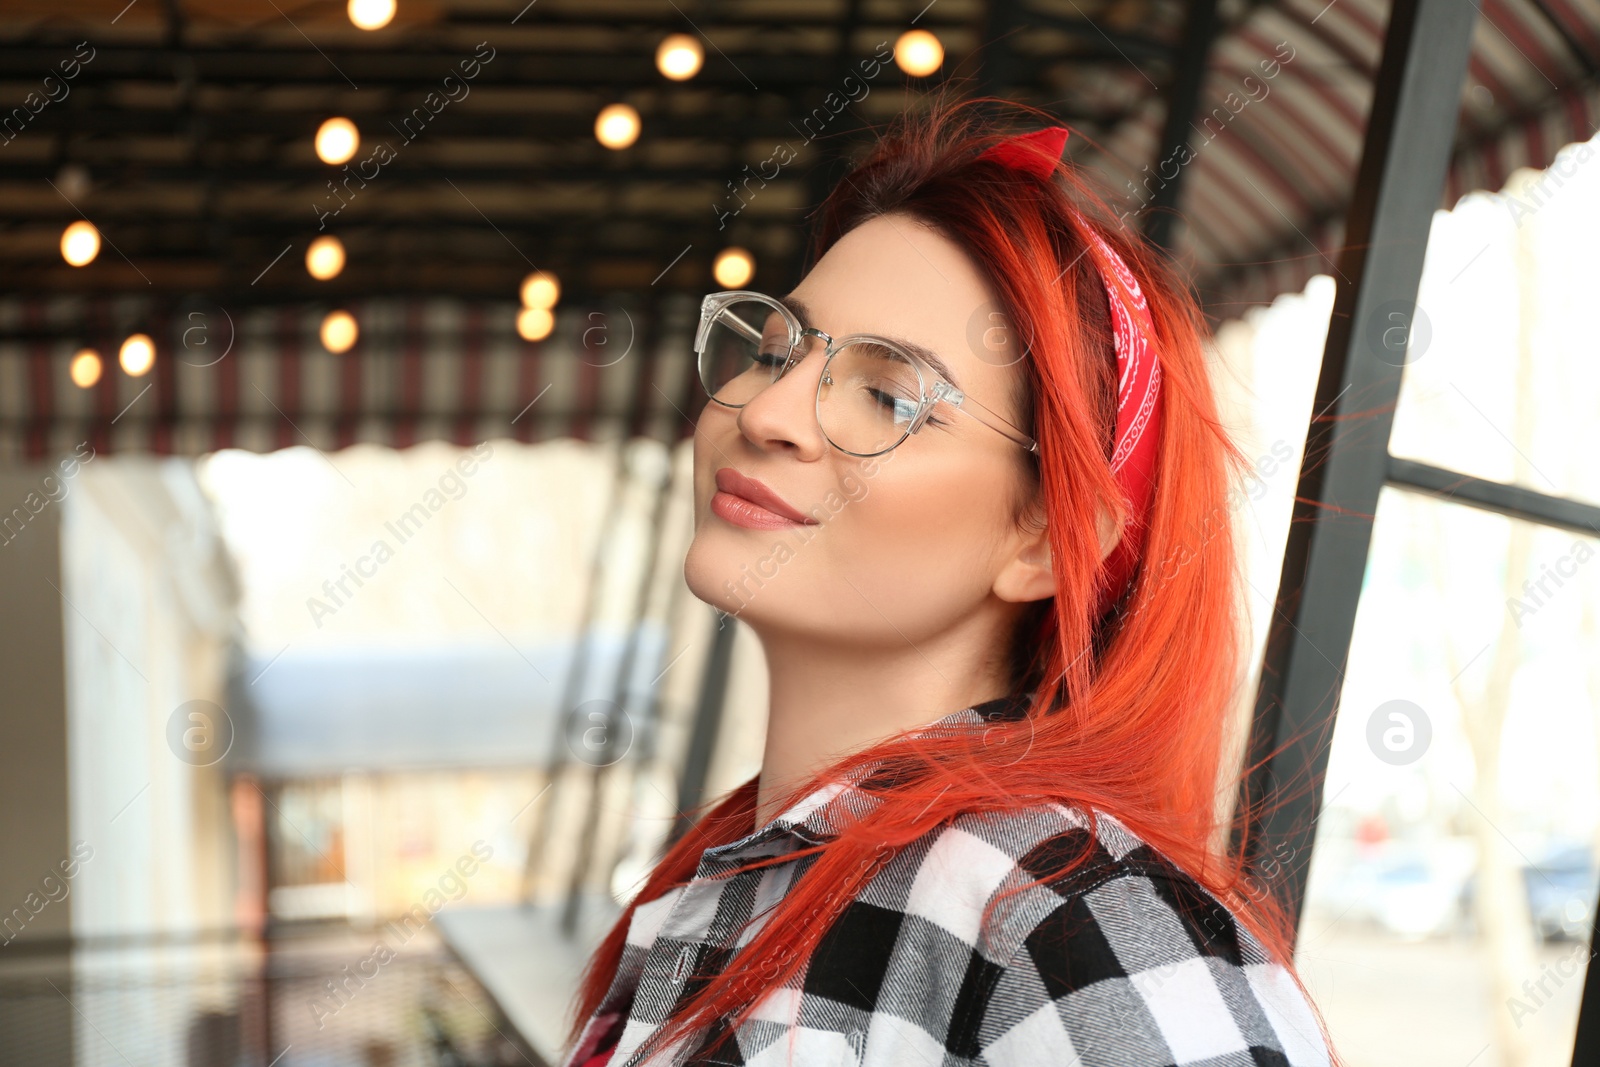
[315,117,360,165]
[893,30,943,77]
[69,348,102,388]
[320,310,359,353]
[713,247,754,288]
[519,271,560,310]
[517,307,554,342]
[306,236,346,280]
[60,221,100,267]
[56,164,91,200]
[656,34,703,80]
[517,271,559,341]
[347,0,396,30]
[119,334,155,376]
[595,103,640,150]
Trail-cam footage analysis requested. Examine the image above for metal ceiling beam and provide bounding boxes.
[0,236,752,294]
[1144,0,1221,249]
[0,286,683,331]
[0,215,796,241]
[0,102,1109,141]
[978,0,1023,100]
[0,41,1166,84]
[0,169,812,192]
[1008,10,1174,63]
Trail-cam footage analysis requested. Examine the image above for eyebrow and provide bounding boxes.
[779,294,962,390]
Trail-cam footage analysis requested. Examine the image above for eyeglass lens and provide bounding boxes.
[699,297,927,455]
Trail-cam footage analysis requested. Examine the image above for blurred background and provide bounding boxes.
[0,1,1597,1066]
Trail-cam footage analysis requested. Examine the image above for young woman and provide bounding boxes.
[558,96,1335,1067]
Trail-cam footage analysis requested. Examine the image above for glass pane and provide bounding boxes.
[1297,486,1600,1067]
[701,298,793,405]
[818,340,924,454]
[1388,131,1600,509]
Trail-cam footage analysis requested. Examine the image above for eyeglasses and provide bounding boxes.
[694,290,1039,458]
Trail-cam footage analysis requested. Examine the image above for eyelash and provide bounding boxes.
[753,344,950,428]
[867,387,950,428]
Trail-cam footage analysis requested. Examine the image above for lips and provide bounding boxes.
[711,468,819,530]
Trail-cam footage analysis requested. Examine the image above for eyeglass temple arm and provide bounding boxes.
[938,386,1039,453]
[700,299,765,347]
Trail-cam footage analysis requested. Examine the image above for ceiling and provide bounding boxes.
[0,0,1595,322]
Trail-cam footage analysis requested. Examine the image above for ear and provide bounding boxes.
[993,495,1055,604]
[993,497,1123,605]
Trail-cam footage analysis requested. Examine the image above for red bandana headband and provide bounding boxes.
[977,126,1164,616]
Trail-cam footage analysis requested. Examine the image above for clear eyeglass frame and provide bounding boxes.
[694,289,1040,458]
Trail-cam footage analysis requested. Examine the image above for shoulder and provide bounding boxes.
[858,801,1178,960]
[910,804,1331,1067]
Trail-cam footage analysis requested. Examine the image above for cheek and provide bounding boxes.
[690,405,731,512]
[828,459,1014,601]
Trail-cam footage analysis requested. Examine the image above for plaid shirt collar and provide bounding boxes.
[700,692,1035,863]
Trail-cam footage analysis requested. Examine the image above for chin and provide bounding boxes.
[683,523,803,626]
[684,526,757,618]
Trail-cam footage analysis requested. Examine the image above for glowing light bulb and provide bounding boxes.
[315,117,360,165]
[321,310,359,353]
[656,34,703,80]
[713,247,754,288]
[119,334,155,376]
[60,220,100,267]
[306,236,346,280]
[595,103,640,150]
[347,0,395,30]
[519,271,560,310]
[517,307,554,341]
[70,348,102,388]
[894,30,944,77]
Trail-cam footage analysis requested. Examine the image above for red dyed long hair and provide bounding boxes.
[565,93,1326,1063]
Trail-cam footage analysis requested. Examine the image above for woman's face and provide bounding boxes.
[684,212,1051,648]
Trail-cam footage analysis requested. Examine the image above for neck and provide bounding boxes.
[748,612,1016,829]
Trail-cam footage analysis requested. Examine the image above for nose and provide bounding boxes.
[733,332,830,459]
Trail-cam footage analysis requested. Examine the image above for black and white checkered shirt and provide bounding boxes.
[562,695,1331,1067]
